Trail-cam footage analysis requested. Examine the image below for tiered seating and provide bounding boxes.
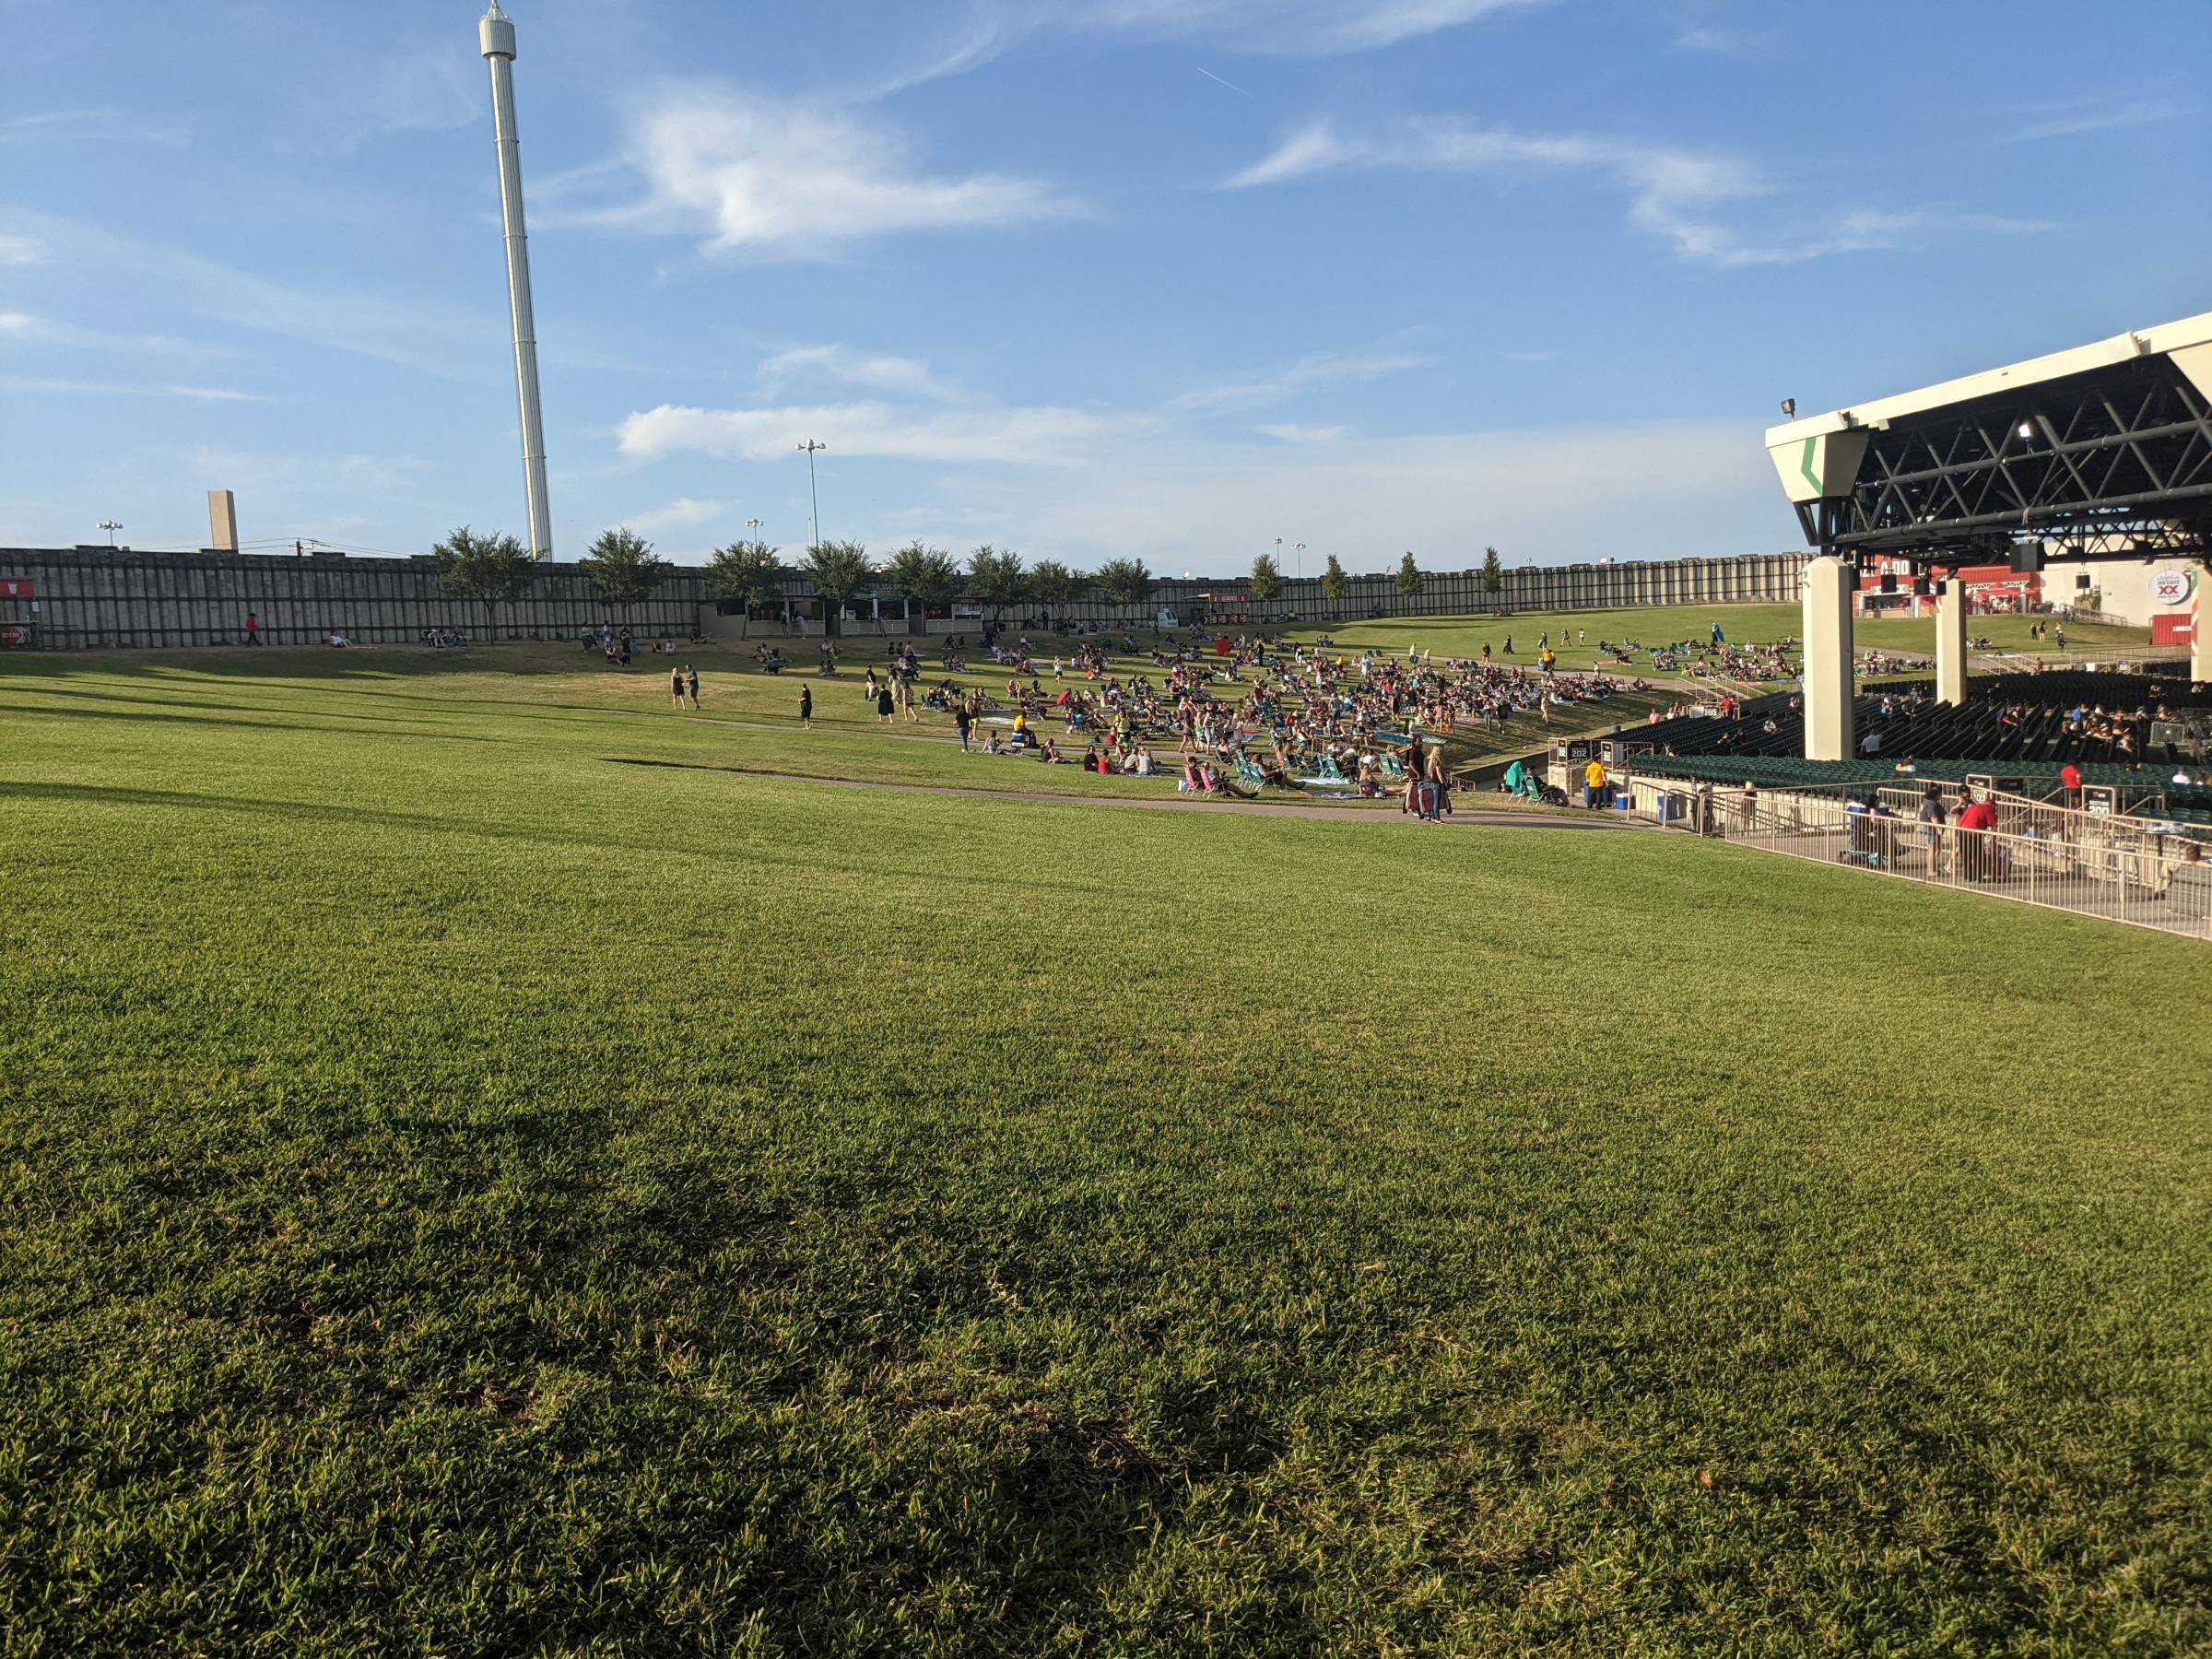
[1632,682,2202,770]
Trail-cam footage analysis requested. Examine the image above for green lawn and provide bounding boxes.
[2,653,2207,1655]
[1288,605,2149,673]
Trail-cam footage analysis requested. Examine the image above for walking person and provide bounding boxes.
[243,610,262,647]
[876,682,895,724]
[798,685,812,728]
[954,700,972,752]
[684,664,700,710]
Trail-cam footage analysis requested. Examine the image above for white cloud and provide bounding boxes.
[2004,100,2179,144]
[1225,117,2053,265]
[0,375,270,404]
[759,344,956,401]
[618,400,1134,466]
[618,496,734,535]
[1257,422,1348,442]
[567,91,1081,259]
[0,234,47,265]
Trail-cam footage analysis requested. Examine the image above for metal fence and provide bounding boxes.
[1618,777,2212,941]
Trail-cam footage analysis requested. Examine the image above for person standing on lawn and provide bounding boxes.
[684,664,700,710]
[954,700,972,752]
[799,685,812,728]
[670,664,687,711]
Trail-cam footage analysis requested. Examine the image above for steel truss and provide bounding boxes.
[1795,356,2212,568]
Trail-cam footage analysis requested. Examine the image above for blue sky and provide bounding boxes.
[3,0,2206,573]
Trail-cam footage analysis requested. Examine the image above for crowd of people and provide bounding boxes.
[766,627,1665,815]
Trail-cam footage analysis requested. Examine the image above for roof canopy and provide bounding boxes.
[1766,312,2212,564]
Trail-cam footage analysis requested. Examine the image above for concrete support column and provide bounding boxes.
[1802,555,1855,761]
[1936,578,1968,706]
[2194,564,2209,682]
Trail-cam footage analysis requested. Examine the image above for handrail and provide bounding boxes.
[1615,774,2212,940]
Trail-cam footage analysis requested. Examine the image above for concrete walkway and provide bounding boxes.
[606,759,1643,830]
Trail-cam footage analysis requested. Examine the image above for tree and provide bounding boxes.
[1396,550,1425,602]
[705,537,781,637]
[968,545,1027,624]
[1250,552,1282,606]
[1028,559,1086,622]
[429,524,535,638]
[803,540,872,638]
[882,541,962,631]
[582,527,670,622]
[1320,553,1348,617]
[1481,546,1504,596]
[1093,558,1154,616]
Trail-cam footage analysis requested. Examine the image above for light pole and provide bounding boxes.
[795,441,825,551]
[1293,543,1306,617]
[747,517,763,547]
[98,520,122,547]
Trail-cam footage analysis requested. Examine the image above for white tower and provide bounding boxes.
[479,2,552,559]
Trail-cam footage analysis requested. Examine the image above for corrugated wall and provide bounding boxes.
[0,547,1809,651]
[0,548,711,650]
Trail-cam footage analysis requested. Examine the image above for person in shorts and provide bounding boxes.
[684,665,700,710]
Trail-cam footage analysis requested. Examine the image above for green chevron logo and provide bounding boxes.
[1799,436,1821,494]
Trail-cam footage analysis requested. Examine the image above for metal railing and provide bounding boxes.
[1871,782,2174,845]
[1618,778,2212,941]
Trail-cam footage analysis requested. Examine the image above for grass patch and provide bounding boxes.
[0,654,2206,1654]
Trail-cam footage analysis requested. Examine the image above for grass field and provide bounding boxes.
[3,646,2208,1655]
[1283,605,2149,672]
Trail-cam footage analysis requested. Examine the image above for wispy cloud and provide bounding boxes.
[0,106,189,147]
[897,416,1781,567]
[1257,422,1347,442]
[0,234,47,266]
[0,375,270,404]
[1171,347,1430,413]
[3,210,492,377]
[618,401,1133,466]
[560,90,1082,259]
[889,0,1551,86]
[1225,116,2053,264]
[1672,25,1771,54]
[0,310,222,359]
[759,344,957,401]
[1196,65,1253,95]
[618,497,735,535]
[2004,100,2179,143]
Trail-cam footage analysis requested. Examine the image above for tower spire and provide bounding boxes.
[480,3,552,559]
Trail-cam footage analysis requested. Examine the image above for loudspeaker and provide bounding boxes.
[2009,543,2043,572]
[1879,571,1897,594]
[2076,572,2091,591]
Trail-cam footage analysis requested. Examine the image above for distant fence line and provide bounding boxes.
[0,547,1810,653]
